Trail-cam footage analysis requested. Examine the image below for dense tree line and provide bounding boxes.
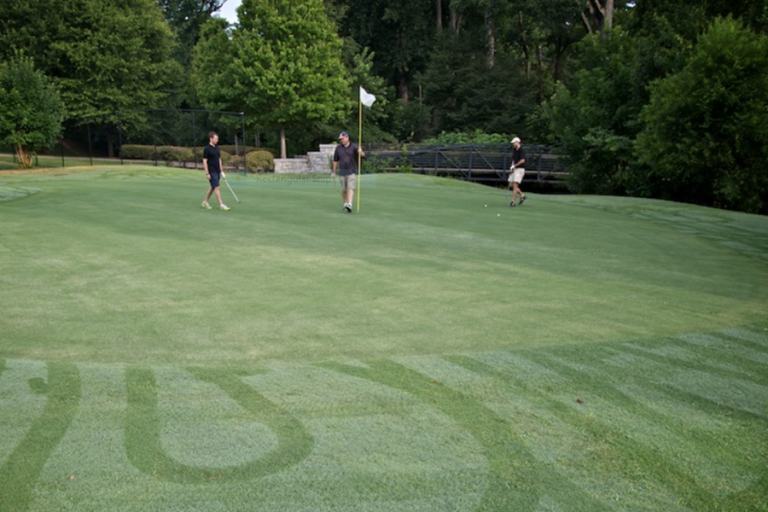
[0,0,766,211]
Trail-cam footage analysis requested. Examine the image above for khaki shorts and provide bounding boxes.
[339,174,356,190]
[508,168,525,184]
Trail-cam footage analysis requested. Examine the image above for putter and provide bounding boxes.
[222,173,241,203]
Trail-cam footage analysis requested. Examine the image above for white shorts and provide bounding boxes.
[508,168,525,184]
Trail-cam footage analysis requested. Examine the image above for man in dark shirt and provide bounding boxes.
[331,131,364,213]
[508,137,527,207]
[201,131,230,211]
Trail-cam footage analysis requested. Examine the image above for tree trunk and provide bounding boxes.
[15,143,32,169]
[583,0,613,36]
[107,133,115,159]
[398,72,409,103]
[450,8,460,33]
[519,12,531,80]
[537,45,543,105]
[554,46,564,83]
[279,125,287,159]
[436,0,442,30]
[485,9,496,68]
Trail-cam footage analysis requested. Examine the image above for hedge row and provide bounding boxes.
[120,145,274,171]
[120,145,195,164]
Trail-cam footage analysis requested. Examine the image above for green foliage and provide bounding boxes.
[420,31,533,137]
[55,0,179,128]
[389,99,431,143]
[423,130,511,145]
[120,144,196,165]
[0,55,65,168]
[546,29,650,195]
[193,0,350,144]
[158,0,226,106]
[0,0,180,155]
[338,0,436,100]
[190,18,237,113]
[348,48,390,127]
[218,145,265,156]
[245,150,276,172]
[635,18,768,213]
[120,145,156,160]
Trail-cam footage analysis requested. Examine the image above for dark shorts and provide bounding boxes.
[208,172,221,188]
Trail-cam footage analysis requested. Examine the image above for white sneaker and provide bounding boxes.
[202,202,212,210]
[220,204,231,211]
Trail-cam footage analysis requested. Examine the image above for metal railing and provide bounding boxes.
[368,143,567,184]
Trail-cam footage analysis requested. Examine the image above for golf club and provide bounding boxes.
[505,168,512,201]
[222,172,241,203]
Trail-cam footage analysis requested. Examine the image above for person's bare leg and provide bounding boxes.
[516,183,526,204]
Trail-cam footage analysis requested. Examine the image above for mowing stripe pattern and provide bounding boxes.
[0,326,766,511]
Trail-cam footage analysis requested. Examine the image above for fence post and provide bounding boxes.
[117,112,124,165]
[468,145,474,180]
[153,111,158,167]
[192,110,197,170]
[537,147,542,182]
[241,113,247,174]
[87,123,93,166]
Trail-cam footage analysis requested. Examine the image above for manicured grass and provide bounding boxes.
[1,167,766,511]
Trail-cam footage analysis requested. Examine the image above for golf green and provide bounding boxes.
[1,167,766,511]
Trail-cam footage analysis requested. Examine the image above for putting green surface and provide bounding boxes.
[1,167,766,511]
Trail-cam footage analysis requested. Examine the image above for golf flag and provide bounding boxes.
[356,86,375,213]
[360,86,376,107]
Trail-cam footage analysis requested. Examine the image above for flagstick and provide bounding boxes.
[357,97,362,213]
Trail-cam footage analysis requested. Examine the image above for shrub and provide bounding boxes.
[120,145,197,167]
[0,54,65,168]
[422,130,511,146]
[120,144,155,160]
[157,146,195,166]
[218,145,274,156]
[245,150,275,172]
[635,18,768,213]
[227,155,245,170]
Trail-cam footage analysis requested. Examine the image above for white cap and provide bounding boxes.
[511,137,521,144]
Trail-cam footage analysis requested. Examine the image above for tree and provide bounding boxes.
[0,0,180,157]
[635,18,768,213]
[0,55,65,168]
[545,29,643,194]
[421,30,532,136]
[193,0,350,158]
[338,0,435,102]
[579,0,615,36]
[159,0,227,106]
